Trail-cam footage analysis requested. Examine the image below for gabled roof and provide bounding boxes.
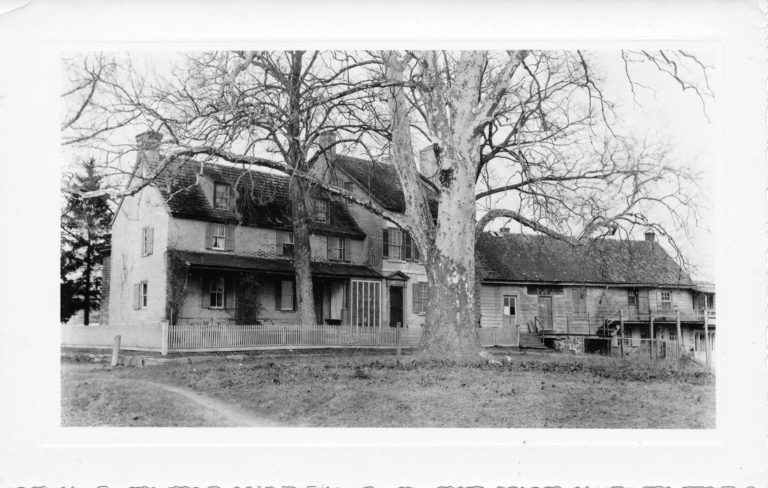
[331,154,439,215]
[170,249,382,279]
[157,159,365,239]
[475,232,694,287]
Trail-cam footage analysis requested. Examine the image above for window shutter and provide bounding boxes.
[404,232,412,261]
[412,283,419,314]
[133,283,141,310]
[343,238,351,262]
[413,240,420,262]
[226,224,235,251]
[205,222,213,249]
[326,236,333,261]
[147,227,154,255]
[292,280,297,311]
[382,228,389,258]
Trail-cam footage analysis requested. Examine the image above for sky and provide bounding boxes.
[62,49,720,280]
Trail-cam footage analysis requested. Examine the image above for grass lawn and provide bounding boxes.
[62,350,714,428]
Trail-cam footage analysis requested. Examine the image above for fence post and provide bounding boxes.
[675,309,682,358]
[396,323,402,361]
[160,321,169,356]
[111,335,121,367]
[619,310,624,357]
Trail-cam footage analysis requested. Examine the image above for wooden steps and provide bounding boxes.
[519,333,547,349]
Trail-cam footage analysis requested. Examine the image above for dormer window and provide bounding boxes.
[313,198,329,223]
[214,184,230,210]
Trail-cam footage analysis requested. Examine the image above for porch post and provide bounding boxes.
[619,310,624,357]
[704,305,711,368]
[675,309,682,357]
[649,312,654,359]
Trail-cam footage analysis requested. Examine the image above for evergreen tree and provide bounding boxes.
[61,158,112,324]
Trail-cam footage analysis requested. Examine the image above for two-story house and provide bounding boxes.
[103,131,384,328]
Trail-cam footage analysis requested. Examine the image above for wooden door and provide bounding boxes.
[389,286,403,327]
[537,295,553,330]
[502,295,517,327]
[638,289,650,315]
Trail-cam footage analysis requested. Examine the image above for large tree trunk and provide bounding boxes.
[418,151,481,360]
[289,178,317,326]
[286,50,317,326]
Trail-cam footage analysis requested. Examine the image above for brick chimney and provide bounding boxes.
[318,131,337,158]
[136,131,163,179]
[419,144,439,180]
[644,230,655,243]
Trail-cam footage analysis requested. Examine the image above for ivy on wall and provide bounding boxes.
[235,273,264,325]
[166,252,190,325]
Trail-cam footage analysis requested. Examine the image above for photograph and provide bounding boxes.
[1,1,766,486]
[60,49,716,429]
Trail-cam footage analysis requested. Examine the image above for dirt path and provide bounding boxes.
[114,377,283,427]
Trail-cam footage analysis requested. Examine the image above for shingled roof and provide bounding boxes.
[476,232,694,287]
[156,159,365,239]
[331,155,439,215]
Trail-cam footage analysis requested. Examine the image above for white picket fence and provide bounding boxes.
[62,322,522,354]
[168,323,424,351]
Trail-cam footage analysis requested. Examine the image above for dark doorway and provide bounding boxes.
[389,286,404,327]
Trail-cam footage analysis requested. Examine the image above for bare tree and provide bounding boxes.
[377,50,710,360]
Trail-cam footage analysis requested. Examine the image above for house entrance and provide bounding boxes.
[537,295,553,330]
[389,286,403,327]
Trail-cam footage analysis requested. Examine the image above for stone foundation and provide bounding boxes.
[552,336,584,354]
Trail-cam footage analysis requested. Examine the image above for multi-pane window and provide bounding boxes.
[209,277,225,308]
[214,184,230,209]
[503,295,517,317]
[327,236,347,261]
[628,289,638,307]
[211,224,227,250]
[133,281,148,309]
[279,280,295,311]
[343,181,353,192]
[413,282,428,314]
[313,198,329,223]
[382,228,420,261]
[141,226,154,256]
[660,290,672,310]
[278,231,294,257]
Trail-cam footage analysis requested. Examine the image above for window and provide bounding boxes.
[503,295,517,317]
[313,198,329,223]
[628,289,638,307]
[133,281,148,309]
[572,287,587,314]
[209,277,225,308]
[214,184,230,210]
[660,290,672,310]
[350,280,381,326]
[276,280,295,311]
[413,282,428,314]
[278,231,294,257]
[327,236,348,261]
[383,228,420,262]
[343,181,353,192]
[141,226,154,256]
[211,224,227,250]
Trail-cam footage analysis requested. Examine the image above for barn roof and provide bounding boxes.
[156,159,365,239]
[475,232,695,287]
